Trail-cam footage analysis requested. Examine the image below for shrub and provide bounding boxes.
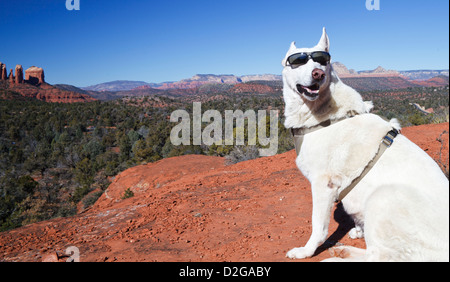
[225,145,260,165]
[121,188,134,199]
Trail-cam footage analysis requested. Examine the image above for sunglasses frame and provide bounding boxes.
[286,51,331,67]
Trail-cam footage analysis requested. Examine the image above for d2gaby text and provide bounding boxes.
[179,265,271,279]
[223,266,271,277]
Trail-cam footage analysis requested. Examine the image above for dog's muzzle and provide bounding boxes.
[295,68,327,100]
[296,83,320,100]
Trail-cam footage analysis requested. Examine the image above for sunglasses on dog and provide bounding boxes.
[286,51,331,67]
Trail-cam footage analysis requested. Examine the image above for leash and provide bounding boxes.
[290,116,399,202]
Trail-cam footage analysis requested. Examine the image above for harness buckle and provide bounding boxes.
[382,129,399,147]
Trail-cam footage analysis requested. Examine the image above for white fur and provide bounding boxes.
[283,28,449,262]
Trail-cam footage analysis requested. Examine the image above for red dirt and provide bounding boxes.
[0,123,448,262]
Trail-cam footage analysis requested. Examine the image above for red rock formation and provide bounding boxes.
[413,76,450,87]
[10,83,97,103]
[15,65,23,84]
[9,69,14,85]
[25,66,45,85]
[1,62,95,103]
[0,63,7,80]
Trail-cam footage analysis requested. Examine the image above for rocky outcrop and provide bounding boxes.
[359,65,399,75]
[0,62,7,80]
[0,61,96,103]
[332,62,357,76]
[1,63,44,85]
[15,65,23,84]
[7,82,97,103]
[25,66,45,85]
[9,69,14,85]
[332,62,399,77]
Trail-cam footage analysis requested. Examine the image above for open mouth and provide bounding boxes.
[296,83,320,100]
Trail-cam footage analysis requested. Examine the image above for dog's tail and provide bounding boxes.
[389,118,402,131]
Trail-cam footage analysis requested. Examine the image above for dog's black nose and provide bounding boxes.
[312,68,326,81]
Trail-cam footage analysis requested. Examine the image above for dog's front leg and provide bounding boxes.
[287,180,336,259]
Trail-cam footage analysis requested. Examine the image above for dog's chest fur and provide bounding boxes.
[295,114,392,197]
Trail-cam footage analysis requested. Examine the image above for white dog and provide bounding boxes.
[282,28,449,261]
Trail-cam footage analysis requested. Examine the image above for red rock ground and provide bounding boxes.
[0,123,448,262]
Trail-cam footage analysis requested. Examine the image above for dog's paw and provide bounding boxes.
[348,226,364,239]
[328,246,351,258]
[286,247,313,259]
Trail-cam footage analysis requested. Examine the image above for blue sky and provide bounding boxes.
[0,0,448,87]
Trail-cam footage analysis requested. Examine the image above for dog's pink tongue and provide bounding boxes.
[303,86,319,94]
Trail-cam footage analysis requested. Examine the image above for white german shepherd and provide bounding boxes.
[282,28,449,261]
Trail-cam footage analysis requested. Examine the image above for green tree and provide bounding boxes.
[119,135,131,162]
[75,158,94,188]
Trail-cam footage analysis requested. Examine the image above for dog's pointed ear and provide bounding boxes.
[316,27,330,52]
[282,41,297,66]
[288,41,297,53]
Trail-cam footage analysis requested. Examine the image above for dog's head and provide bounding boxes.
[282,28,332,102]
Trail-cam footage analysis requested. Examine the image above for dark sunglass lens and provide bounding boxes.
[311,52,330,65]
[288,53,308,66]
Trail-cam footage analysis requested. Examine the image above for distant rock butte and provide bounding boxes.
[15,65,23,84]
[332,62,399,78]
[331,62,357,76]
[0,62,7,80]
[0,61,96,103]
[9,69,14,85]
[25,66,45,85]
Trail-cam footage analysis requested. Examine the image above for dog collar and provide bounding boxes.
[290,111,358,156]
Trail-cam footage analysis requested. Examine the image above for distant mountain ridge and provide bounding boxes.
[332,62,403,77]
[82,80,154,91]
[81,74,282,91]
[399,70,449,80]
[81,63,448,92]
[3,60,447,103]
[332,62,449,80]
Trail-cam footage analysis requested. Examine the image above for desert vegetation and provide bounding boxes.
[0,85,448,230]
